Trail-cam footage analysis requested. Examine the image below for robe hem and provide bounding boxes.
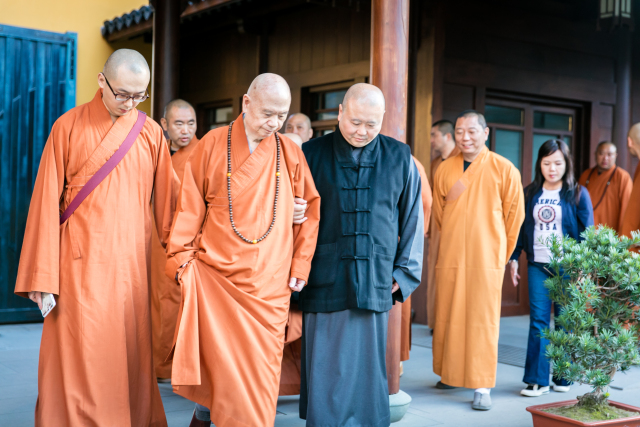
[278,385,301,396]
[300,415,391,427]
[433,368,497,389]
[174,386,274,427]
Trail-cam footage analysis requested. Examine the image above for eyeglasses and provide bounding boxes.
[101,73,149,103]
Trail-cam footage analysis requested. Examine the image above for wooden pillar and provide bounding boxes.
[370,0,409,396]
[430,1,445,125]
[614,27,632,172]
[152,0,180,120]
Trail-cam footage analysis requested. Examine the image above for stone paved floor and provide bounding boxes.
[2,316,640,426]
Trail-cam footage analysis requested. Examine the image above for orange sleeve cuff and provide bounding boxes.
[290,258,311,283]
[15,271,60,298]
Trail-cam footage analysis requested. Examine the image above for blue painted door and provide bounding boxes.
[0,25,76,323]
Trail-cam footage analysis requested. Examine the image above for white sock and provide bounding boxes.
[475,388,490,395]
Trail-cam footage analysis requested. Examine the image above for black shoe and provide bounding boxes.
[436,381,457,389]
[189,410,211,427]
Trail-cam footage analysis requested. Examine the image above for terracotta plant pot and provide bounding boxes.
[527,400,640,427]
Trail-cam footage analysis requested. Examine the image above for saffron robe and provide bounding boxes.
[150,136,200,379]
[165,115,320,427]
[621,163,640,243]
[578,166,632,234]
[427,147,460,329]
[14,89,176,426]
[278,307,303,395]
[401,156,432,361]
[432,147,524,388]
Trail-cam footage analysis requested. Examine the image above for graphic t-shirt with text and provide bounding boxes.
[533,188,563,263]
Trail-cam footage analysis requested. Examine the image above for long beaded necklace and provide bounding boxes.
[227,120,280,244]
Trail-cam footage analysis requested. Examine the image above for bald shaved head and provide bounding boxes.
[597,141,616,152]
[164,99,195,120]
[337,83,386,148]
[595,141,618,171]
[288,113,311,128]
[628,123,640,143]
[285,113,313,143]
[243,73,291,144]
[342,83,386,112]
[628,123,640,159]
[103,48,150,80]
[247,73,291,104]
[160,98,197,150]
[97,49,150,121]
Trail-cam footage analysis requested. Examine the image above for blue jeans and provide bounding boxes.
[523,263,570,387]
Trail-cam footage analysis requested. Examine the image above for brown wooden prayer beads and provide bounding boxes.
[227,120,280,244]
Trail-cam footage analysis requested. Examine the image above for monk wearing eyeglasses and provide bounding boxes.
[15,49,176,426]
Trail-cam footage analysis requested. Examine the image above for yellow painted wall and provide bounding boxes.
[0,0,152,114]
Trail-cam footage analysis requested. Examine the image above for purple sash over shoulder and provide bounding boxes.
[60,112,146,225]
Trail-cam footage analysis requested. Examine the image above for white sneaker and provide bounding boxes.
[520,384,550,397]
[553,385,571,393]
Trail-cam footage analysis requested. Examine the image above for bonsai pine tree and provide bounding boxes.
[543,226,640,412]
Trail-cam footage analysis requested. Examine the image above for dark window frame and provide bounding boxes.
[197,99,234,139]
[485,97,579,186]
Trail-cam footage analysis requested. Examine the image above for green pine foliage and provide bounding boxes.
[543,226,640,411]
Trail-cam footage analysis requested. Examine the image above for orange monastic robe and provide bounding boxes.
[165,115,320,427]
[400,157,432,361]
[414,156,433,242]
[14,90,176,426]
[578,166,633,234]
[432,147,524,388]
[150,136,200,379]
[621,164,640,241]
[427,147,460,329]
[278,307,304,395]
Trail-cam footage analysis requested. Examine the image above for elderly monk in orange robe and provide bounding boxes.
[621,123,640,243]
[578,141,632,233]
[400,156,432,365]
[150,99,200,382]
[427,119,458,331]
[165,73,320,427]
[432,110,524,411]
[16,49,174,426]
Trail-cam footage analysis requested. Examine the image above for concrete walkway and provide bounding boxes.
[2,316,640,426]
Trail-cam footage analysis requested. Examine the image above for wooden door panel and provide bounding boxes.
[0,25,76,323]
[501,252,530,317]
